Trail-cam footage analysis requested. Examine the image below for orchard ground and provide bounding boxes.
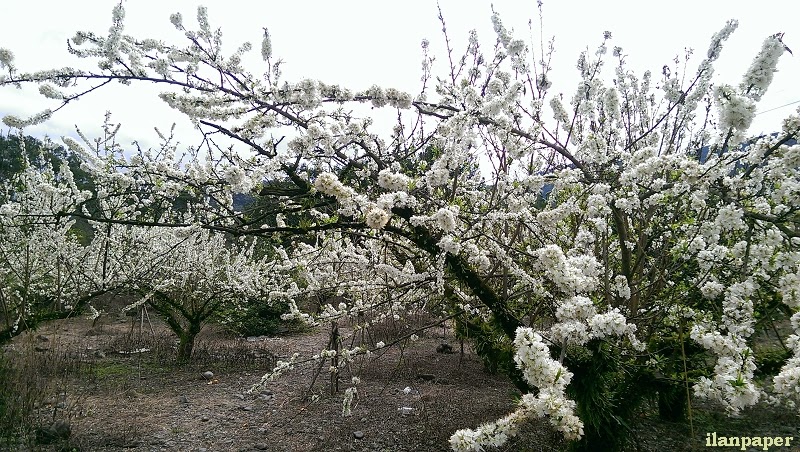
[1,300,797,452]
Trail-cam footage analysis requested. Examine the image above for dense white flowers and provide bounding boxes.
[377,169,410,192]
[169,12,183,29]
[38,83,65,99]
[739,35,785,101]
[0,47,14,70]
[221,165,254,193]
[772,355,800,404]
[261,27,272,61]
[701,281,725,300]
[715,84,756,132]
[341,386,357,416]
[315,172,353,199]
[365,208,390,230]
[613,275,631,300]
[2,110,53,129]
[706,19,738,60]
[691,320,761,413]
[425,167,450,187]
[432,206,458,233]
[1,7,799,451]
[437,235,461,255]
[450,328,583,451]
[556,296,597,322]
[534,245,601,295]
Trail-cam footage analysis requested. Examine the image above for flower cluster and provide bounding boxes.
[691,321,761,414]
[432,206,459,233]
[377,169,411,192]
[365,208,390,230]
[450,328,584,451]
[341,386,357,416]
[534,245,601,295]
[714,84,756,133]
[739,35,785,101]
[425,167,450,187]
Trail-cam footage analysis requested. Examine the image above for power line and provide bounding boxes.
[756,99,800,116]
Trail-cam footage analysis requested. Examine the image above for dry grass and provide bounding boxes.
[0,334,92,449]
[0,317,281,450]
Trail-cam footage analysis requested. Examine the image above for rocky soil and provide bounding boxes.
[1,308,797,451]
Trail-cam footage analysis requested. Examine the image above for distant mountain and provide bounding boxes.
[233,192,256,211]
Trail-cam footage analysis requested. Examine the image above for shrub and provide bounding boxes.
[220,299,294,338]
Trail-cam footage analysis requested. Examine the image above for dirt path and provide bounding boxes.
[3,312,563,451]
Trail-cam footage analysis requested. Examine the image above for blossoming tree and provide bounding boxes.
[0,139,113,339]
[1,3,799,450]
[110,224,291,361]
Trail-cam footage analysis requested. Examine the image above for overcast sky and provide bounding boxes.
[1,0,799,153]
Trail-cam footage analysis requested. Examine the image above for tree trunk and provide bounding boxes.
[658,384,688,422]
[176,322,201,362]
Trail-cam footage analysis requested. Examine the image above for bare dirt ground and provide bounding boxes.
[2,306,798,452]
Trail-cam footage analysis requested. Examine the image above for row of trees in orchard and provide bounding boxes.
[0,132,293,360]
[1,4,799,450]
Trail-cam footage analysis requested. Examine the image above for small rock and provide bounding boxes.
[254,443,269,450]
[36,334,49,342]
[123,389,140,399]
[36,420,71,444]
[436,343,454,354]
[34,345,49,353]
[353,430,365,440]
[398,407,414,415]
[202,371,214,380]
[93,350,106,359]
[241,405,253,411]
[417,373,436,381]
[200,415,210,422]
[179,395,189,404]
[234,393,245,400]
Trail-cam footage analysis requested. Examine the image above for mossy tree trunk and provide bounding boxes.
[147,291,219,363]
[176,321,203,363]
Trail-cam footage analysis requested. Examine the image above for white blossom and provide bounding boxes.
[365,208,390,230]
